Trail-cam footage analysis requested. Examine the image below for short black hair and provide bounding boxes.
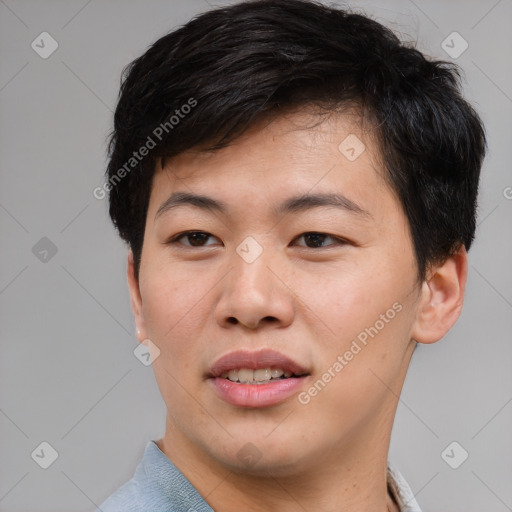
[106,0,486,282]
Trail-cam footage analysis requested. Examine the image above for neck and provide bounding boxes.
[157,406,399,512]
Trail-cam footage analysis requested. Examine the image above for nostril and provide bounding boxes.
[225,316,277,327]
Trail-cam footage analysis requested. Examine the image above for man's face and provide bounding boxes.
[131,111,422,475]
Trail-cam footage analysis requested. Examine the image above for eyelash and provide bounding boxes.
[166,231,349,249]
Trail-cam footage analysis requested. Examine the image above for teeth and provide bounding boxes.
[220,367,293,384]
[254,368,271,381]
[237,368,254,383]
[271,368,284,378]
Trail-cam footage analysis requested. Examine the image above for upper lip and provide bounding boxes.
[208,349,309,378]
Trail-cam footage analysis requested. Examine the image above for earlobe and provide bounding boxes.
[127,251,148,342]
[411,246,468,345]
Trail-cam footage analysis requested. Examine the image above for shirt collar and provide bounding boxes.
[387,463,422,512]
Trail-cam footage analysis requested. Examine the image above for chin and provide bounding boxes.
[210,436,314,477]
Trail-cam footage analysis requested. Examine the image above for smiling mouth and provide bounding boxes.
[209,349,310,407]
[220,367,306,384]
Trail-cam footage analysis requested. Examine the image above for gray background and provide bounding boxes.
[1,0,511,510]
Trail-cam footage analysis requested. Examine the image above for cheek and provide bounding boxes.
[299,255,416,392]
[140,267,214,360]
[300,266,400,340]
[139,269,215,415]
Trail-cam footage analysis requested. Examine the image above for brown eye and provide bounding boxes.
[170,231,219,247]
[295,232,346,248]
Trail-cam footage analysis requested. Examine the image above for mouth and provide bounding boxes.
[219,367,301,384]
[208,349,310,407]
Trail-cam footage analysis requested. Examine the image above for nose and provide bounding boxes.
[214,245,295,330]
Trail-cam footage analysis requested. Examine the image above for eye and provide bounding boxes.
[168,231,220,247]
[167,231,348,249]
[293,232,347,248]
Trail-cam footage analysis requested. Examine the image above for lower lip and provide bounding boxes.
[210,376,307,408]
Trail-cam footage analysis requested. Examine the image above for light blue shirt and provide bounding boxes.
[98,441,422,512]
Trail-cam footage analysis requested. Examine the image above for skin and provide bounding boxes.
[127,110,467,512]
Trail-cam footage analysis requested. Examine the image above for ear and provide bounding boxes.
[411,245,468,344]
[127,250,148,343]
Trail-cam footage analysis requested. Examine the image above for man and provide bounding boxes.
[98,0,486,510]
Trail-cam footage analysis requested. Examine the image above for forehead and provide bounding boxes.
[146,110,391,220]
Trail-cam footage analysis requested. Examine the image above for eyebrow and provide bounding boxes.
[155,191,372,220]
